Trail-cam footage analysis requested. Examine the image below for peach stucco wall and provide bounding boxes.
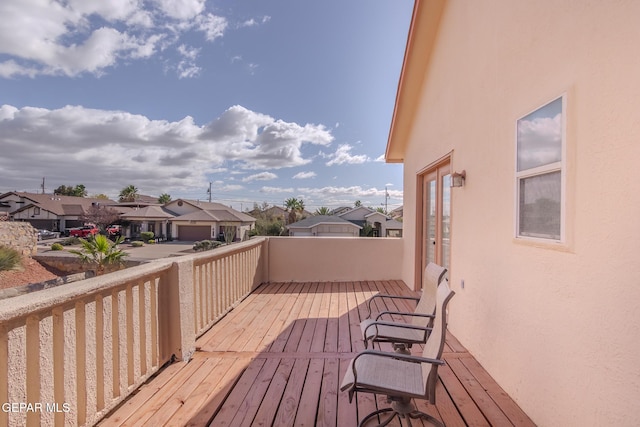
[397,1,640,425]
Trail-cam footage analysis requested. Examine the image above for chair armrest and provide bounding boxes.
[354,349,445,366]
[363,320,433,337]
[366,294,420,318]
[375,311,435,321]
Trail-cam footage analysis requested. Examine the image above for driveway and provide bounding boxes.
[36,240,197,261]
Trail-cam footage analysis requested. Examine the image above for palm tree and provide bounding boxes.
[69,235,128,276]
[158,193,171,204]
[285,197,304,224]
[119,185,139,202]
[315,206,331,215]
[354,200,362,207]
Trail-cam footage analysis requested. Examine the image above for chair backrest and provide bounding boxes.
[412,262,447,327]
[422,279,455,404]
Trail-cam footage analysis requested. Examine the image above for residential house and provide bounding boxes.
[337,206,403,237]
[286,215,361,237]
[164,199,256,241]
[119,205,175,239]
[0,191,117,231]
[386,1,640,425]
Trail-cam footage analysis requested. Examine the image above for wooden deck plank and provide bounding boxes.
[99,281,535,427]
[209,357,269,426]
[251,357,295,426]
[317,357,339,427]
[447,357,515,426]
[296,282,322,353]
[272,358,311,427]
[460,357,537,426]
[184,356,251,426]
[438,361,491,426]
[294,358,324,426]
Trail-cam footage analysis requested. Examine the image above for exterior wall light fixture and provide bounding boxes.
[451,170,466,188]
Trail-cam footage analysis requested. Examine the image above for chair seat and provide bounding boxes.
[340,353,426,398]
[361,319,427,345]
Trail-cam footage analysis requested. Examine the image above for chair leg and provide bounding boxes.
[407,410,445,427]
[358,408,400,427]
[358,407,398,427]
[358,397,444,427]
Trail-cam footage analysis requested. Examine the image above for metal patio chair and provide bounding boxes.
[361,262,447,353]
[341,279,455,427]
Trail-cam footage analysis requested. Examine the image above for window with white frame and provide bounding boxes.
[516,96,565,241]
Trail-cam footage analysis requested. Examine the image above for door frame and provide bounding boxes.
[414,153,452,290]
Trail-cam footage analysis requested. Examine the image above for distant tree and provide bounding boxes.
[285,197,305,224]
[80,204,121,232]
[54,184,87,197]
[119,185,139,202]
[354,200,362,207]
[360,223,374,237]
[158,193,172,204]
[374,207,386,214]
[248,203,286,237]
[315,206,331,215]
[93,194,110,200]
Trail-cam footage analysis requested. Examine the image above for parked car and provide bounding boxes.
[107,225,122,236]
[69,226,99,238]
[37,229,59,240]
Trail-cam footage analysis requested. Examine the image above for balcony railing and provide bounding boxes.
[0,236,402,426]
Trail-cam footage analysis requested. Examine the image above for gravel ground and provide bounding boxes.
[0,257,64,290]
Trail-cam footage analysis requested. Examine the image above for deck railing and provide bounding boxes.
[0,236,401,426]
[192,238,267,337]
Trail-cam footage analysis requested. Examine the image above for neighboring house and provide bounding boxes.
[337,206,403,237]
[248,205,287,223]
[329,206,351,216]
[386,1,639,426]
[164,199,256,241]
[119,205,175,239]
[0,192,117,231]
[286,215,361,237]
[389,206,403,220]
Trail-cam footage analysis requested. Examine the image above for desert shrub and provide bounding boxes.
[131,241,144,247]
[51,243,64,251]
[193,240,223,252]
[60,236,81,246]
[140,231,154,241]
[147,239,156,244]
[0,246,21,271]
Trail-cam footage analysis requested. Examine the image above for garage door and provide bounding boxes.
[178,225,211,241]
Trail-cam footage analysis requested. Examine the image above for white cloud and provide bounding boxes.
[260,186,294,194]
[375,154,386,162]
[243,172,278,182]
[0,0,227,78]
[176,44,201,78]
[196,13,228,41]
[325,144,370,166]
[0,104,334,196]
[239,15,271,28]
[152,0,205,20]
[292,171,317,179]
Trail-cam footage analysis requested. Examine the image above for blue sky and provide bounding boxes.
[0,0,412,212]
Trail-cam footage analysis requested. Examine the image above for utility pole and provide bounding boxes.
[384,186,389,214]
[42,177,45,194]
[207,182,212,203]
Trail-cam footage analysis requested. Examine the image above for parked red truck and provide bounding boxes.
[69,225,99,238]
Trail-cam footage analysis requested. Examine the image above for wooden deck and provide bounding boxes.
[99,281,536,426]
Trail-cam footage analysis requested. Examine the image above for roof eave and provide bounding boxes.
[385,0,446,163]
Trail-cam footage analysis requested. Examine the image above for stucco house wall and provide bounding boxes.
[393,1,640,426]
